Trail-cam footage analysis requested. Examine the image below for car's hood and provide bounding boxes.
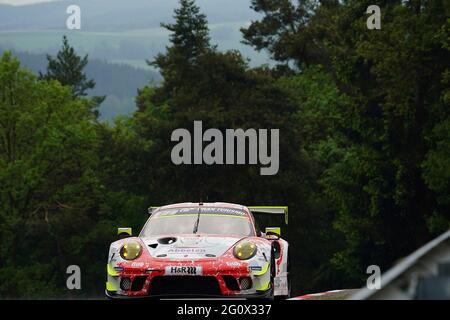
[141,235,245,260]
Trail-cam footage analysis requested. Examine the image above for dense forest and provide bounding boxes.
[0,0,449,298]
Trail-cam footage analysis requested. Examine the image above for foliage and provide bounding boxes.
[39,35,105,116]
[0,51,102,297]
[0,0,449,298]
[243,0,450,280]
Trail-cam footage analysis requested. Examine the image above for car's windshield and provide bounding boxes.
[140,207,254,237]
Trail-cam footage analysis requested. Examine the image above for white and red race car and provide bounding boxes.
[105,202,290,299]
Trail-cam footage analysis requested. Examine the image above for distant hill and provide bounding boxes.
[0,0,272,121]
[0,0,259,31]
[1,48,161,121]
[0,0,270,68]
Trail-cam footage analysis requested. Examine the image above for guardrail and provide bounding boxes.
[351,229,450,300]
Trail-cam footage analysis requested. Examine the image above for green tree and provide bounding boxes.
[275,67,354,291]
[244,0,450,285]
[40,35,105,115]
[241,0,339,72]
[0,51,101,298]
[133,0,337,295]
[161,0,210,62]
[149,0,212,104]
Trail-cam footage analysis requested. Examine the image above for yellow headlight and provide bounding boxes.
[233,241,257,260]
[120,241,142,260]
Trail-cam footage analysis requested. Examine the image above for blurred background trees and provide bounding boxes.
[0,0,448,298]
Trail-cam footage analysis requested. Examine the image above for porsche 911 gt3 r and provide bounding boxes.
[105,202,290,299]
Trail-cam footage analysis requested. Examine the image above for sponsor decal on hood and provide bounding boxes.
[142,235,243,259]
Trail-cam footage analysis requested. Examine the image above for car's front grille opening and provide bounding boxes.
[149,276,222,296]
[120,277,132,291]
[131,276,147,291]
[222,276,240,291]
[239,277,253,290]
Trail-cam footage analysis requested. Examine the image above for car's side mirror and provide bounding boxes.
[118,227,132,239]
[265,227,281,239]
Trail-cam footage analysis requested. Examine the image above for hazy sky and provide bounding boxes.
[0,0,57,5]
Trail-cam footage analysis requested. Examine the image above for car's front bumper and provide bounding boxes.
[106,260,272,299]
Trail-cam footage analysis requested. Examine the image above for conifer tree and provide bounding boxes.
[40,35,105,115]
[149,0,212,104]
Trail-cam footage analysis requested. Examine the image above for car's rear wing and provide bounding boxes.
[148,206,159,215]
[248,206,288,225]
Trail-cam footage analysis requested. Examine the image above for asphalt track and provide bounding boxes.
[289,289,359,300]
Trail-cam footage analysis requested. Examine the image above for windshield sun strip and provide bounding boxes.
[150,214,249,219]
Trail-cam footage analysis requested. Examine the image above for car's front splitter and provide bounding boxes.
[105,286,274,300]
